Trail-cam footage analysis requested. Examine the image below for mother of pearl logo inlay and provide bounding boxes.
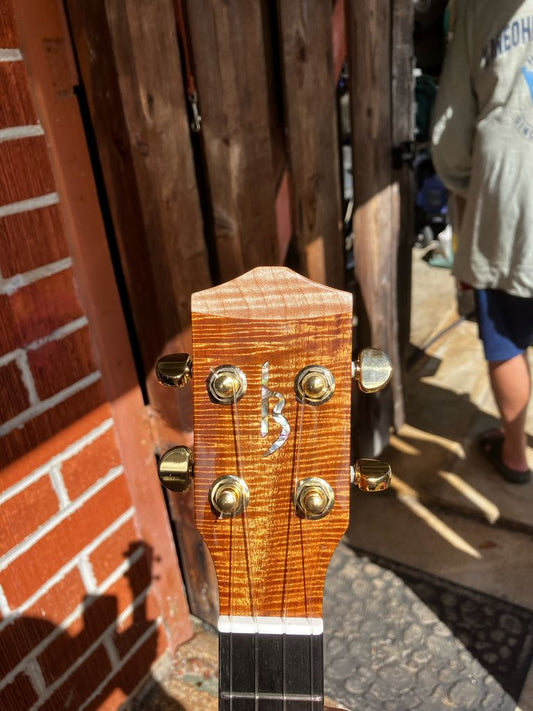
[261,361,290,457]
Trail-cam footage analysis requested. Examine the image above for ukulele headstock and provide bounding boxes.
[156,267,392,622]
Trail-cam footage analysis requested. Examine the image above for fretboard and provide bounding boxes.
[219,619,324,711]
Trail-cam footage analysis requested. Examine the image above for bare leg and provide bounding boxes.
[488,352,531,471]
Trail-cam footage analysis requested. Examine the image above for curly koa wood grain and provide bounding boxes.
[191,267,352,619]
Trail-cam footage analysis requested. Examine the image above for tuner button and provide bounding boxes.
[352,348,392,393]
[209,475,250,517]
[294,477,335,519]
[351,459,392,492]
[158,446,194,493]
[156,353,192,388]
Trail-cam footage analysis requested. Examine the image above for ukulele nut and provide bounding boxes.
[207,365,247,404]
[156,353,192,388]
[209,475,250,517]
[294,365,335,405]
[352,348,392,393]
[351,458,392,492]
[294,477,335,519]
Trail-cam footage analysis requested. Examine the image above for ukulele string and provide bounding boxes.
[230,381,259,709]
[296,395,323,710]
[298,400,317,711]
[284,395,310,710]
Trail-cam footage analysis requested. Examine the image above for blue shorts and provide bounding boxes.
[474,289,533,362]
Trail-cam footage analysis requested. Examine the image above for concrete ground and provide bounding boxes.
[130,253,533,710]
[345,253,533,709]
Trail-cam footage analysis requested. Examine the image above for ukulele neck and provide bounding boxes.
[219,618,324,710]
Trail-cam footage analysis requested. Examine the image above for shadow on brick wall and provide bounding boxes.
[0,541,185,710]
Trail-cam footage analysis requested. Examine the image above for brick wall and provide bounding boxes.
[0,3,184,708]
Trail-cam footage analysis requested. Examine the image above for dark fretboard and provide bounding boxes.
[219,631,324,710]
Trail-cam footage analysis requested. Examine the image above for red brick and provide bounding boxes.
[26,567,86,626]
[40,644,112,711]
[62,427,122,502]
[105,552,153,616]
[113,589,161,659]
[0,359,29,422]
[0,379,106,471]
[86,626,167,711]
[0,613,57,678]
[0,2,19,48]
[0,136,56,205]
[9,268,83,348]
[1,473,132,608]
[0,474,58,557]
[89,518,140,586]
[0,672,38,710]
[28,326,97,401]
[0,294,18,356]
[0,401,112,489]
[38,592,118,685]
[0,202,69,277]
[0,61,38,129]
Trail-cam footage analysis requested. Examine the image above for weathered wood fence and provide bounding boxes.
[65,0,413,624]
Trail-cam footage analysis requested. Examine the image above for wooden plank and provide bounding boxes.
[185,0,279,281]
[346,0,403,455]
[278,1,344,288]
[392,0,415,431]
[66,0,217,624]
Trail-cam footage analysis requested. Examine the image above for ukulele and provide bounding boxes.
[156,267,392,711]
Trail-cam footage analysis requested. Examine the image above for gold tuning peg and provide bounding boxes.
[352,347,392,393]
[156,353,192,388]
[351,458,392,492]
[158,446,194,493]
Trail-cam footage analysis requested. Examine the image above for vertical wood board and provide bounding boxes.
[278,1,345,288]
[185,0,279,280]
[346,0,403,454]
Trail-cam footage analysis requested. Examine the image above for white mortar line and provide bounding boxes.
[0,508,135,625]
[0,417,114,506]
[78,619,161,711]
[102,635,121,668]
[78,554,97,594]
[0,370,102,437]
[0,585,11,616]
[0,192,59,217]
[49,464,71,509]
[0,125,44,142]
[16,350,40,407]
[25,316,89,352]
[0,49,22,61]
[0,465,124,572]
[0,348,21,368]
[25,659,47,697]
[0,257,72,296]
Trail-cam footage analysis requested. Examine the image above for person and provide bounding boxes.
[430,0,533,483]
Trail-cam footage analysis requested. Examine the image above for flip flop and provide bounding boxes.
[477,430,531,484]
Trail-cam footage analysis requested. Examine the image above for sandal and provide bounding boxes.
[477,430,531,484]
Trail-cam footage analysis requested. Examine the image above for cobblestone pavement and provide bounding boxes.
[323,543,532,711]
[133,542,533,710]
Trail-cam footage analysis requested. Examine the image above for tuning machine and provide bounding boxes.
[158,446,194,493]
[352,348,392,393]
[156,353,192,388]
[351,459,391,492]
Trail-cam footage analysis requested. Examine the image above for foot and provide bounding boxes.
[478,430,531,484]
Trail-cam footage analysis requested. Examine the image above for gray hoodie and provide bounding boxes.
[431,0,533,297]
